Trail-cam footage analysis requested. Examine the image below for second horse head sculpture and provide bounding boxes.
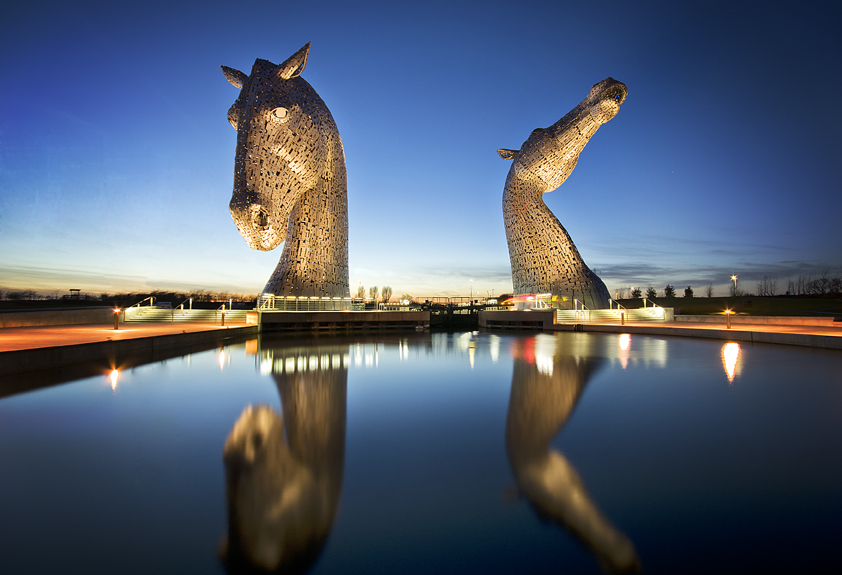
[499,78,627,309]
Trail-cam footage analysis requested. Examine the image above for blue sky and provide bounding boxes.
[1,0,840,299]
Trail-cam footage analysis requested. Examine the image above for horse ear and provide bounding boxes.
[276,42,311,80]
[221,66,248,89]
[498,148,518,160]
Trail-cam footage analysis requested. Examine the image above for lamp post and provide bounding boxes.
[470,279,473,300]
[731,275,738,295]
[725,309,732,329]
[113,308,120,330]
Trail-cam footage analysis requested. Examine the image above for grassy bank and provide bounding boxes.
[616,296,842,317]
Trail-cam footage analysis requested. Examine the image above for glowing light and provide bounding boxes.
[490,335,500,363]
[110,369,119,389]
[618,334,630,368]
[721,342,741,383]
[218,349,226,370]
[619,334,630,351]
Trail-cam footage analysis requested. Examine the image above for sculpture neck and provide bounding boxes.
[264,138,350,297]
[503,178,588,294]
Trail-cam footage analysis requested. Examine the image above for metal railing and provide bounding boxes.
[256,294,361,311]
[124,296,154,320]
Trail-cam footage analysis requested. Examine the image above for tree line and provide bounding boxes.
[617,270,842,299]
[0,289,259,305]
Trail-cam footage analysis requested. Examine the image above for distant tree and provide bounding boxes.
[663,284,676,298]
[381,286,393,303]
[756,276,777,297]
[645,286,657,299]
[356,284,366,299]
[400,293,414,303]
[729,279,742,297]
[7,290,38,300]
[369,286,379,301]
[684,286,694,298]
[705,283,714,298]
[630,287,642,299]
[808,269,833,295]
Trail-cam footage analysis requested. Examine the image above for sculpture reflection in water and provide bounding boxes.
[505,336,640,574]
[221,346,347,572]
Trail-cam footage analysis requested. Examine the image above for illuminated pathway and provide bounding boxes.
[0,323,244,353]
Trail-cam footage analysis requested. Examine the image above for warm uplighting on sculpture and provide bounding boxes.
[499,78,626,309]
[721,342,741,383]
[223,43,349,297]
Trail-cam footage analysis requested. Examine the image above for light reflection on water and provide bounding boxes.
[1,331,842,575]
[721,342,742,383]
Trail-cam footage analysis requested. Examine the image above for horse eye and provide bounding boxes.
[271,107,289,122]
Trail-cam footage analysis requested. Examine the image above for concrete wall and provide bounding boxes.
[259,310,430,330]
[582,323,842,350]
[0,308,114,328]
[675,315,840,327]
[479,310,555,330]
[0,325,259,377]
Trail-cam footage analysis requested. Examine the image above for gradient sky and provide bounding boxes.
[1,0,840,299]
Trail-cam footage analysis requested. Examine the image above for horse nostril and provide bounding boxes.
[252,208,269,230]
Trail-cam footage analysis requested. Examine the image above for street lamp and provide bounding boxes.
[731,275,738,294]
[470,279,473,300]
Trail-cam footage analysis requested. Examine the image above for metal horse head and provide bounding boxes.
[497,78,627,309]
[222,43,349,296]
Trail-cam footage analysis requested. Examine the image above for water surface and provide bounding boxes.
[1,331,840,574]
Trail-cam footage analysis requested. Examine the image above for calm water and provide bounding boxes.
[1,331,841,574]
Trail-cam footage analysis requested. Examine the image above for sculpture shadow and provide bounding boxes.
[221,346,347,573]
[505,336,640,574]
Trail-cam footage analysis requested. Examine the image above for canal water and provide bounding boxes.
[1,331,841,574]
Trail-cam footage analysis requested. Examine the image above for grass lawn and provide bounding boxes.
[615,296,842,317]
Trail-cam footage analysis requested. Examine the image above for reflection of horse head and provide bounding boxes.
[505,336,640,574]
[222,348,347,572]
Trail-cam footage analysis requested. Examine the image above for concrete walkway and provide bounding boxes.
[0,322,244,353]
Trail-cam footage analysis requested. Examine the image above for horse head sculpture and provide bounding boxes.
[499,78,627,309]
[222,43,350,297]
